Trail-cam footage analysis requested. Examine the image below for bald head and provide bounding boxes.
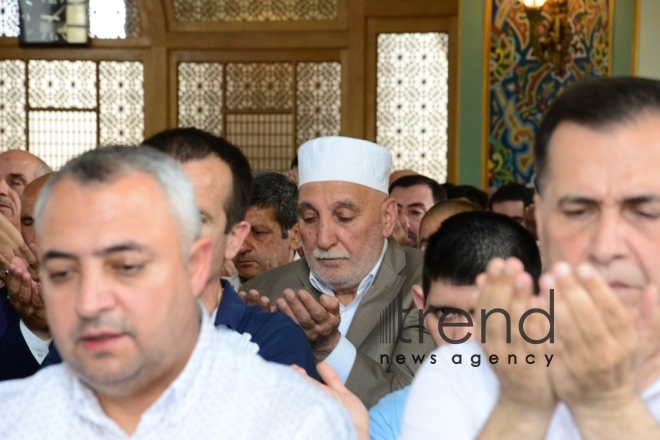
[389,169,418,187]
[21,173,53,244]
[418,200,483,251]
[0,150,51,227]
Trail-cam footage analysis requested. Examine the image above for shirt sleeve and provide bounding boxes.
[19,320,52,365]
[323,335,357,384]
[369,387,409,440]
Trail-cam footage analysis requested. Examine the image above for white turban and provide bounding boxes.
[297,136,392,194]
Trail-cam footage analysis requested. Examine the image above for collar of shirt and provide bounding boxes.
[309,239,388,309]
[71,301,212,436]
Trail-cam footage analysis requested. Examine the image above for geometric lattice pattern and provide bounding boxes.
[0,0,19,37]
[377,33,449,183]
[226,63,293,111]
[0,60,26,151]
[28,61,97,109]
[178,60,341,172]
[89,0,142,39]
[226,114,294,171]
[296,62,341,145]
[0,59,144,169]
[173,0,338,22]
[177,63,223,136]
[99,61,144,146]
[28,111,97,171]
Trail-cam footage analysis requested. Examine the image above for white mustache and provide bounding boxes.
[312,249,350,260]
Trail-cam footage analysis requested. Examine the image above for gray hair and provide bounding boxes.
[34,145,201,254]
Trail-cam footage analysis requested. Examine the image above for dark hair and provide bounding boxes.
[290,154,298,169]
[488,183,534,210]
[449,185,488,209]
[535,77,660,193]
[388,174,447,204]
[251,170,298,238]
[143,127,252,233]
[422,211,541,299]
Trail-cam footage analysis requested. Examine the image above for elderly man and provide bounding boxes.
[401,77,660,438]
[0,174,60,381]
[145,128,317,378]
[389,175,447,247]
[230,170,301,288]
[0,146,356,439]
[0,151,50,343]
[243,136,435,407]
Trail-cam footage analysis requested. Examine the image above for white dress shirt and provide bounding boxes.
[400,341,660,439]
[309,240,388,383]
[0,304,357,440]
[19,319,52,364]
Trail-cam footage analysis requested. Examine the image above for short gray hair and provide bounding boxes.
[34,146,201,253]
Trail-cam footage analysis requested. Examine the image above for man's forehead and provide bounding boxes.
[299,181,376,205]
[0,151,41,177]
[391,184,433,203]
[247,204,277,220]
[38,174,179,252]
[544,116,660,197]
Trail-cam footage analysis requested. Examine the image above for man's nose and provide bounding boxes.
[75,268,117,319]
[589,210,627,266]
[0,179,12,196]
[398,212,410,230]
[238,235,253,254]
[316,217,338,250]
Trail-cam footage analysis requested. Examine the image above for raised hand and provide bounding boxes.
[238,288,275,312]
[476,258,557,431]
[277,289,341,362]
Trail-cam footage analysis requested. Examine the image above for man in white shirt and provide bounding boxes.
[401,77,660,438]
[243,136,435,407]
[0,146,356,439]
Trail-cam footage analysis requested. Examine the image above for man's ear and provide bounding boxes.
[411,284,425,311]
[533,193,543,244]
[381,197,398,237]
[288,223,302,252]
[224,220,250,261]
[187,237,214,299]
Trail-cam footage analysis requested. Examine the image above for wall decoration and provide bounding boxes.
[488,0,610,188]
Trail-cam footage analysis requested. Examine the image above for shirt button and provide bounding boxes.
[37,352,44,357]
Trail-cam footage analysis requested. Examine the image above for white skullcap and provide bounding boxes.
[297,136,392,194]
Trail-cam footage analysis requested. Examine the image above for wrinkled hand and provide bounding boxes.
[0,213,23,283]
[476,258,556,416]
[4,259,49,339]
[293,363,368,440]
[543,262,657,415]
[239,289,276,312]
[13,243,40,281]
[277,289,341,362]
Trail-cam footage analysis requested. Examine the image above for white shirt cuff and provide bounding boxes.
[324,335,357,384]
[19,320,52,365]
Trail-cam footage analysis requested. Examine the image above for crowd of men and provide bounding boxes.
[0,76,659,439]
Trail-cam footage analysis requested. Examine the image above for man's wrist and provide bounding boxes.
[570,392,658,439]
[312,331,341,362]
[479,396,555,440]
